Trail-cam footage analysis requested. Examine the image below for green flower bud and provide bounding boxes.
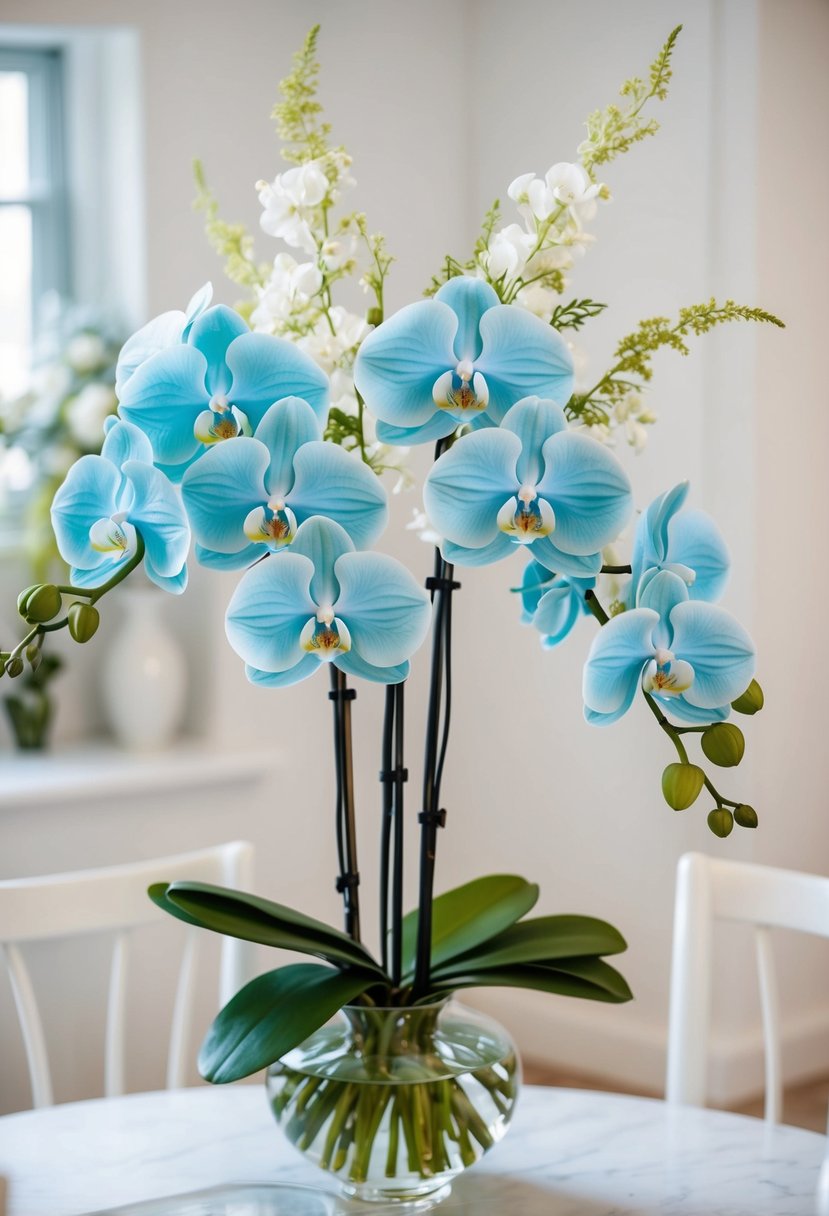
[22,584,62,623]
[5,655,24,678]
[661,762,705,810]
[734,803,758,829]
[68,602,100,643]
[701,723,745,767]
[17,584,40,616]
[366,307,383,328]
[731,679,764,715]
[26,643,43,672]
[707,808,734,838]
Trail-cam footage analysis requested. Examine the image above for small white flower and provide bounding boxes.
[545,162,601,208]
[515,283,558,322]
[66,332,108,374]
[507,172,536,203]
[321,236,356,271]
[484,224,535,281]
[66,382,118,448]
[406,508,442,545]
[257,162,328,253]
[292,261,323,297]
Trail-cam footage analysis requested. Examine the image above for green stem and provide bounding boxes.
[642,691,690,764]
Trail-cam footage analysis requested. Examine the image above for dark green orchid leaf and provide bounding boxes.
[149,881,387,977]
[199,963,372,1083]
[432,914,627,974]
[423,959,632,1004]
[401,875,539,978]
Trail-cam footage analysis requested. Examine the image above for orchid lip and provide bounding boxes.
[243,502,297,547]
[642,649,695,697]
[497,494,556,544]
[300,614,351,661]
[432,369,490,414]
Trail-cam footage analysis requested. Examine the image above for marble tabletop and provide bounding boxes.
[1,1084,828,1216]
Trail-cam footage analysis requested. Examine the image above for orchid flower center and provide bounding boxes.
[194,395,242,444]
[243,500,298,549]
[642,648,695,698]
[89,511,136,559]
[497,490,556,545]
[300,609,352,662]
[432,362,490,414]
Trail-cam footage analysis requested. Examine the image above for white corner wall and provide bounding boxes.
[1,0,827,1114]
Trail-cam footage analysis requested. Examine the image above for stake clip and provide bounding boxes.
[418,807,447,828]
[379,767,409,783]
[328,686,357,702]
[425,575,461,593]
[336,871,361,893]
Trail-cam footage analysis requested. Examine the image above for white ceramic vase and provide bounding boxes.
[101,585,187,750]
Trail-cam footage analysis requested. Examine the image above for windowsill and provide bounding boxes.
[0,738,280,808]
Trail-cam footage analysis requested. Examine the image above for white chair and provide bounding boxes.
[666,850,829,1124]
[0,840,255,1109]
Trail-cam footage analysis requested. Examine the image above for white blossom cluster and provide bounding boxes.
[480,162,605,320]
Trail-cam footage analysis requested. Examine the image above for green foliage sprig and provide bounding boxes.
[579,25,682,175]
[568,299,785,426]
[549,298,608,332]
[192,159,267,315]
[272,23,332,164]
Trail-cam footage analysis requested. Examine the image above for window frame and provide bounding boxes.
[0,45,71,330]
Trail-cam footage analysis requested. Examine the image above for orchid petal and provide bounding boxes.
[226,332,330,429]
[183,282,214,335]
[290,517,354,607]
[655,695,731,725]
[145,558,188,595]
[638,570,690,649]
[245,656,319,688]
[501,396,568,486]
[537,431,632,554]
[476,306,574,421]
[520,559,558,620]
[353,301,458,428]
[333,552,431,667]
[441,535,514,566]
[374,413,458,447]
[187,306,248,397]
[651,481,690,564]
[225,553,315,673]
[254,398,321,498]
[289,441,388,548]
[531,536,603,578]
[423,428,521,548]
[101,419,154,469]
[533,584,581,647]
[118,345,209,467]
[583,608,658,716]
[51,455,120,568]
[334,651,410,685]
[123,461,190,578]
[434,277,499,363]
[668,601,755,709]
[115,310,187,396]
[182,437,269,555]
[69,554,126,588]
[669,509,730,601]
[195,542,260,571]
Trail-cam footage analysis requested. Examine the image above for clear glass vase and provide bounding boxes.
[266,999,520,1208]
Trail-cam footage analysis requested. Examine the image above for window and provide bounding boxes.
[0,47,69,398]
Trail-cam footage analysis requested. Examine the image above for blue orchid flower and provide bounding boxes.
[353,277,574,446]
[630,481,729,605]
[51,418,190,594]
[118,301,329,481]
[583,569,754,726]
[520,559,596,648]
[181,397,387,571]
[225,517,432,687]
[422,396,632,576]
[115,282,213,397]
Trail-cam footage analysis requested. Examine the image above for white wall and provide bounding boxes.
[0,0,827,1113]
